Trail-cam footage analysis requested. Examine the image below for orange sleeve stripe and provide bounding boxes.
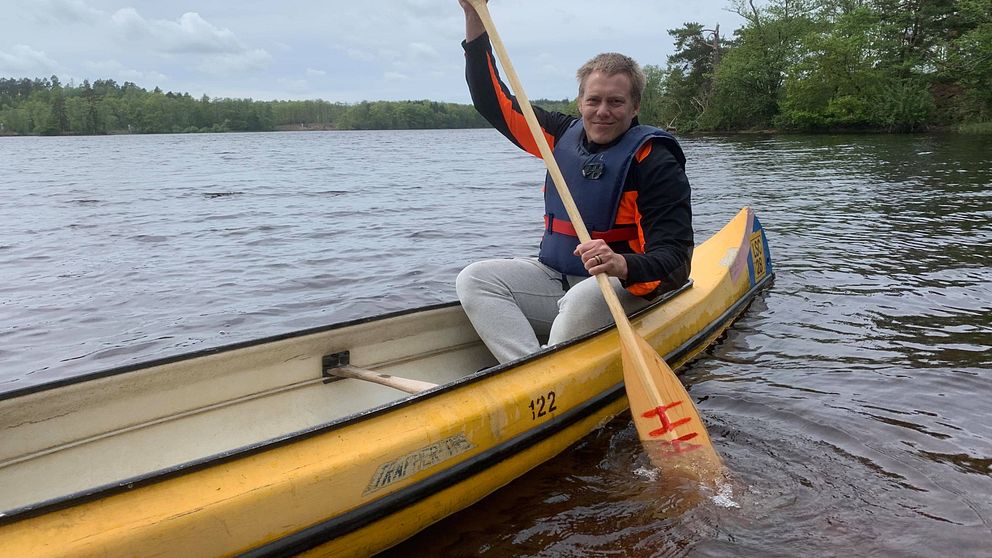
[624,187,660,296]
[486,55,555,157]
[635,141,653,162]
[630,197,646,253]
[627,280,661,297]
[615,191,638,226]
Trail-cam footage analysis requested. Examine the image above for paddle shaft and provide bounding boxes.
[466,0,665,405]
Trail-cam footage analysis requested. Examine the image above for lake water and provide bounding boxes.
[2,129,990,556]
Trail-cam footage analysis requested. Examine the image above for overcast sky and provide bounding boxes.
[2,0,745,104]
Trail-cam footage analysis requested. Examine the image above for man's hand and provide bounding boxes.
[574,239,628,279]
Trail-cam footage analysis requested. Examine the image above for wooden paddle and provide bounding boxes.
[466,0,722,474]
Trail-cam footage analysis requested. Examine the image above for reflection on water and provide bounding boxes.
[2,130,991,556]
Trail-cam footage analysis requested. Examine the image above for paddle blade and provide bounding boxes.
[620,336,722,472]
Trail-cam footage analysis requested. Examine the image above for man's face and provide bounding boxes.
[578,71,639,145]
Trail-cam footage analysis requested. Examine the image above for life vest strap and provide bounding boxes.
[544,215,639,243]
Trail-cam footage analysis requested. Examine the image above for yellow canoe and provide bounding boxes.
[0,207,773,557]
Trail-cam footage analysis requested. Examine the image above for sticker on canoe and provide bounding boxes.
[364,434,475,495]
[749,230,767,283]
[719,247,739,268]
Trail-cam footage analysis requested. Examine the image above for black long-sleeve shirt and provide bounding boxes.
[463,33,693,296]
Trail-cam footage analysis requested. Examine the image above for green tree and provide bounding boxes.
[777,5,884,129]
[42,76,70,135]
[654,22,726,131]
[939,0,992,121]
[702,1,817,130]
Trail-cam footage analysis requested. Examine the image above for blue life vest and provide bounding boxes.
[538,121,683,276]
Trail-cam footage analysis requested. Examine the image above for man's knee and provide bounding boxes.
[456,260,503,301]
[551,284,611,342]
[456,260,487,285]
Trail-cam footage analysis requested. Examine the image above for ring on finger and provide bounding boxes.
[594,254,602,266]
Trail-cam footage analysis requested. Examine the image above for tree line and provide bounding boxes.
[0,77,490,135]
[643,0,992,133]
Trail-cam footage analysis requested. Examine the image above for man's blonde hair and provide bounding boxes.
[576,52,646,106]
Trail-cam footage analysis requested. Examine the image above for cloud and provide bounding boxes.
[2,0,744,104]
[109,8,272,74]
[111,9,236,54]
[25,0,102,25]
[0,45,60,74]
[408,42,440,62]
[83,59,167,84]
[399,0,450,19]
[119,68,168,84]
[345,48,376,62]
[83,58,125,73]
[535,53,572,81]
[198,49,272,75]
[276,77,309,93]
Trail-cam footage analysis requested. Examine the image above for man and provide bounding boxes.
[455,0,693,364]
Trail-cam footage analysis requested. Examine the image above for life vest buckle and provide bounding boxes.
[581,160,604,180]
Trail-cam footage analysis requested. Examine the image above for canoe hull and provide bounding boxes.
[0,208,773,557]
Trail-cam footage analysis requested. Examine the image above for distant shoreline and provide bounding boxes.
[3,124,989,138]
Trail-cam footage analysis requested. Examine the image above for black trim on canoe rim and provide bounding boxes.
[0,273,774,528]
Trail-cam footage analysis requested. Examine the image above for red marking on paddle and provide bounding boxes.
[658,433,703,455]
[642,402,705,454]
[642,401,692,437]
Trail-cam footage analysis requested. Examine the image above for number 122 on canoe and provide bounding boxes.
[529,391,558,420]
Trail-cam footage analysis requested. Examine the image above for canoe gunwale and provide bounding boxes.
[0,301,464,402]
[0,277,697,403]
[0,272,774,526]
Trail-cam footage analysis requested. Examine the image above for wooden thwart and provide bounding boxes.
[327,365,438,394]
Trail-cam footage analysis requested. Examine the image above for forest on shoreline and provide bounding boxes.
[0,78,491,136]
[645,0,991,133]
[1,0,989,136]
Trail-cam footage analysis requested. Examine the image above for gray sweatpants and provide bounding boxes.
[455,257,652,364]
